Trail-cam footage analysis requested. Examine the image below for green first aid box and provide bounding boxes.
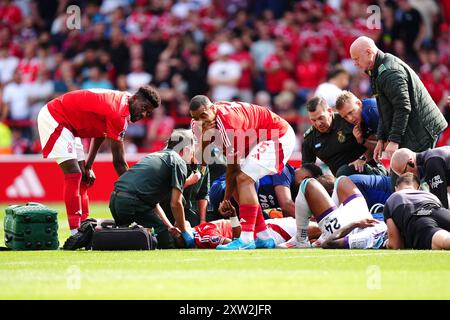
[4,202,59,250]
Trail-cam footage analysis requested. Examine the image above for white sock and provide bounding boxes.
[332,176,345,205]
[331,188,339,206]
[256,229,271,240]
[70,229,78,236]
[295,180,313,243]
[240,231,254,243]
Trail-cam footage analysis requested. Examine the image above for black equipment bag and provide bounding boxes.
[92,223,157,250]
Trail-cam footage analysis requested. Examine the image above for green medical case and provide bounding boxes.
[4,202,59,250]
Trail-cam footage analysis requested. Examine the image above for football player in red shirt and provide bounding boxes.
[37,86,161,234]
[189,95,296,249]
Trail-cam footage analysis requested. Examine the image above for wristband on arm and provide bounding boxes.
[230,216,240,228]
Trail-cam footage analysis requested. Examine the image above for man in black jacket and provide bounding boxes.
[302,96,387,177]
[349,36,447,161]
[384,173,450,250]
[391,146,450,209]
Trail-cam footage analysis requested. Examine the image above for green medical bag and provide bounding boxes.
[4,202,59,250]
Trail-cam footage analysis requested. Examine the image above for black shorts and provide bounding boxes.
[409,208,450,249]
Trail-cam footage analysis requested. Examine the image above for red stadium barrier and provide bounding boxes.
[0,153,390,203]
[0,155,302,203]
[0,155,131,203]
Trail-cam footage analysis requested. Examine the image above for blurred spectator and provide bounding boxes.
[127,58,152,92]
[263,38,294,96]
[17,41,40,83]
[0,0,23,31]
[144,106,175,153]
[53,57,79,93]
[254,90,272,109]
[1,72,29,122]
[295,47,326,107]
[81,66,113,90]
[37,42,56,72]
[75,44,101,83]
[18,16,37,42]
[11,127,30,154]
[123,136,138,154]
[0,120,12,154]
[150,60,177,103]
[420,47,450,113]
[395,0,426,61]
[100,0,129,15]
[181,50,208,98]
[207,41,241,101]
[142,30,167,75]
[377,1,396,54]
[273,91,296,118]
[0,45,18,84]
[410,0,439,42]
[27,69,55,120]
[227,9,253,37]
[125,0,152,43]
[172,0,198,19]
[108,26,129,75]
[231,37,254,102]
[98,49,117,85]
[250,23,274,89]
[176,94,191,117]
[281,78,304,110]
[314,65,350,108]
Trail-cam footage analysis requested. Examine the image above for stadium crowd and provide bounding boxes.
[0,0,449,155]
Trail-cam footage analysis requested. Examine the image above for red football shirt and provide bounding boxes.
[47,89,131,141]
[193,220,233,249]
[214,101,289,158]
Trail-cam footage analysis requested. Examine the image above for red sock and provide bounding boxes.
[80,181,89,222]
[254,206,267,234]
[64,173,82,230]
[239,204,259,232]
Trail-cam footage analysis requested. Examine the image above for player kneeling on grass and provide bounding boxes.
[278,176,387,249]
[108,129,196,249]
[170,200,321,249]
[384,173,450,250]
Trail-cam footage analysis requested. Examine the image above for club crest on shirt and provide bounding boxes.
[119,130,126,141]
[337,130,346,143]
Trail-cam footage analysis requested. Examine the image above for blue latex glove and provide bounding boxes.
[181,230,195,248]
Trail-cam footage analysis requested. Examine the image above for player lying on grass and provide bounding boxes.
[384,173,450,250]
[278,176,387,249]
[208,163,323,221]
[169,200,321,249]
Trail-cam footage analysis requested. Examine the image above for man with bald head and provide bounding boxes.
[350,36,447,162]
[391,146,450,209]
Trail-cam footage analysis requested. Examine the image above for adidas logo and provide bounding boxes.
[6,166,45,198]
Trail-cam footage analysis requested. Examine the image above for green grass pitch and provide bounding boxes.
[0,203,449,300]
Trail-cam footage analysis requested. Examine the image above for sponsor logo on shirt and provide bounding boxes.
[119,130,126,141]
[430,175,444,189]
